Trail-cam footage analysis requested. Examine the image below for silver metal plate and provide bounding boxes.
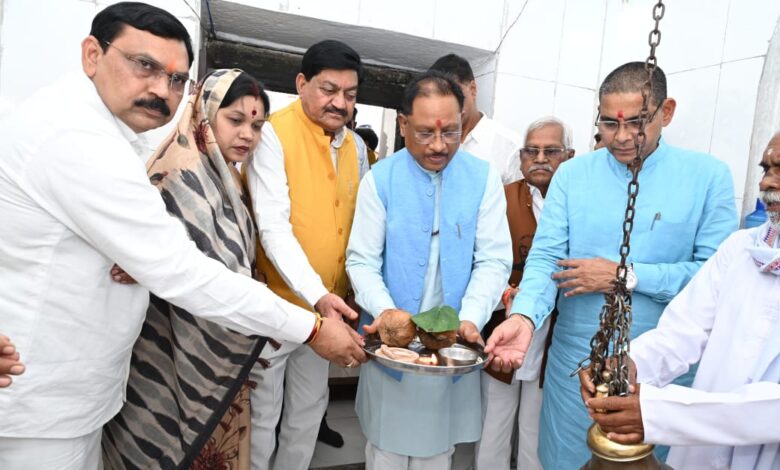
[363,335,486,377]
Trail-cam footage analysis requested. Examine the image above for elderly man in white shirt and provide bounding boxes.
[477,117,574,470]
[429,53,522,185]
[244,40,369,470]
[0,4,365,470]
[580,132,780,470]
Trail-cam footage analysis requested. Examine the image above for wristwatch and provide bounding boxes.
[625,264,638,291]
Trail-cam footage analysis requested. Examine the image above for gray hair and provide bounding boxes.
[524,116,573,149]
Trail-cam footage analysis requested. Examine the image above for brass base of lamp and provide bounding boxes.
[580,424,672,469]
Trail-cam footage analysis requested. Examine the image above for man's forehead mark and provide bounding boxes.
[617,110,624,120]
[165,59,176,74]
[251,108,257,117]
[435,119,442,130]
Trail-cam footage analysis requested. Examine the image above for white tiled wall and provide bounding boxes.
[722,0,780,62]
[0,0,95,107]
[664,66,722,154]
[710,57,766,207]
[0,0,777,216]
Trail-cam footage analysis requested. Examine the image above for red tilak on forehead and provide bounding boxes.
[617,110,624,120]
[165,59,176,74]
[435,119,442,130]
[251,108,257,117]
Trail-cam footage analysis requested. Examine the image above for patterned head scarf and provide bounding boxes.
[103,69,266,469]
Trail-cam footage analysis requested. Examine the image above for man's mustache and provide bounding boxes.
[760,190,780,205]
[134,98,171,117]
[528,163,554,173]
[324,106,348,117]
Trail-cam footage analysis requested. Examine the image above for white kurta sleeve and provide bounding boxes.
[631,234,729,387]
[247,122,329,308]
[641,382,780,446]
[345,172,395,317]
[458,167,513,330]
[25,130,314,343]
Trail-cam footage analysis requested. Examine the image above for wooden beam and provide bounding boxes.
[205,39,414,109]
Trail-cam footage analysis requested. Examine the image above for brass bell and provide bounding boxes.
[580,424,672,469]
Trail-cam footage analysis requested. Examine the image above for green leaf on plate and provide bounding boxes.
[412,305,459,333]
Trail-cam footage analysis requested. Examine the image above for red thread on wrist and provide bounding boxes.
[305,313,323,344]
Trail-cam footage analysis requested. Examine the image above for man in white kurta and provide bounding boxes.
[582,133,780,470]
[347,71,512,469]
[477,117,575,470]
[0,6,365,469]
[429,53,522,184]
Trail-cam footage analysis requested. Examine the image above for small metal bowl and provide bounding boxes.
[438,346,479,366]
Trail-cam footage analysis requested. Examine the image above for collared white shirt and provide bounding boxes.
[247,119,368,308]
[515,181,550,381]
[633,228,780,469]
[0,73,314,439]
[346,162,512,330]
[462,113,522,185]
[528,182,544,221]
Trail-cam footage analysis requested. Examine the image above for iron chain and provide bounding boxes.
[572,0,665,398]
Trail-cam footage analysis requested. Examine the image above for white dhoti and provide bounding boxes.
[249,340,329,470]
[0,428,102,470]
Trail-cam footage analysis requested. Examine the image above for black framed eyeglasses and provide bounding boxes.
[100,39,193,94]
[594,106,662,135]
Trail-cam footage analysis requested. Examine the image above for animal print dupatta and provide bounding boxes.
[103,70,266,470]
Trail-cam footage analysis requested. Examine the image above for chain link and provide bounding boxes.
[571,0,665,397]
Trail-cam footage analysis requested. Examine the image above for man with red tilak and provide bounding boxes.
[486,61,738,467]
[580,131,780,470]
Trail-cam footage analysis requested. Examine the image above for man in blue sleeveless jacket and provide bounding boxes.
[346,70,512,469]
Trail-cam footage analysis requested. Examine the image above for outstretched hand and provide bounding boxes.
[309,317,367,368]
[484,314,533,373]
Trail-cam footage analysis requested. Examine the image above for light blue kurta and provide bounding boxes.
[511,139,738,468]
[347,151,512,457]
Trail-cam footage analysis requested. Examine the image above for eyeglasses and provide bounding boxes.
[100,40,193,94]
[412,130,462,145]
[594,106,662,135]
[520,147,568,159]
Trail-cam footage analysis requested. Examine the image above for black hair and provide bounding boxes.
[599,61,667,107]
[428,53,475,84]
[301,40,364,83]
[220,72,271,118]
[90,2,194,66]
[355,126,379,151]
[400,70,465,115]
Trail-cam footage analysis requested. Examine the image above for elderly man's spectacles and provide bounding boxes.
[413,130,462,145]
[520,147,567,159]
[100,40,193,94]
[594,106,661,135]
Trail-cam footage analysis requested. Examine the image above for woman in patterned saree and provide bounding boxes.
[103,69,271,470]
